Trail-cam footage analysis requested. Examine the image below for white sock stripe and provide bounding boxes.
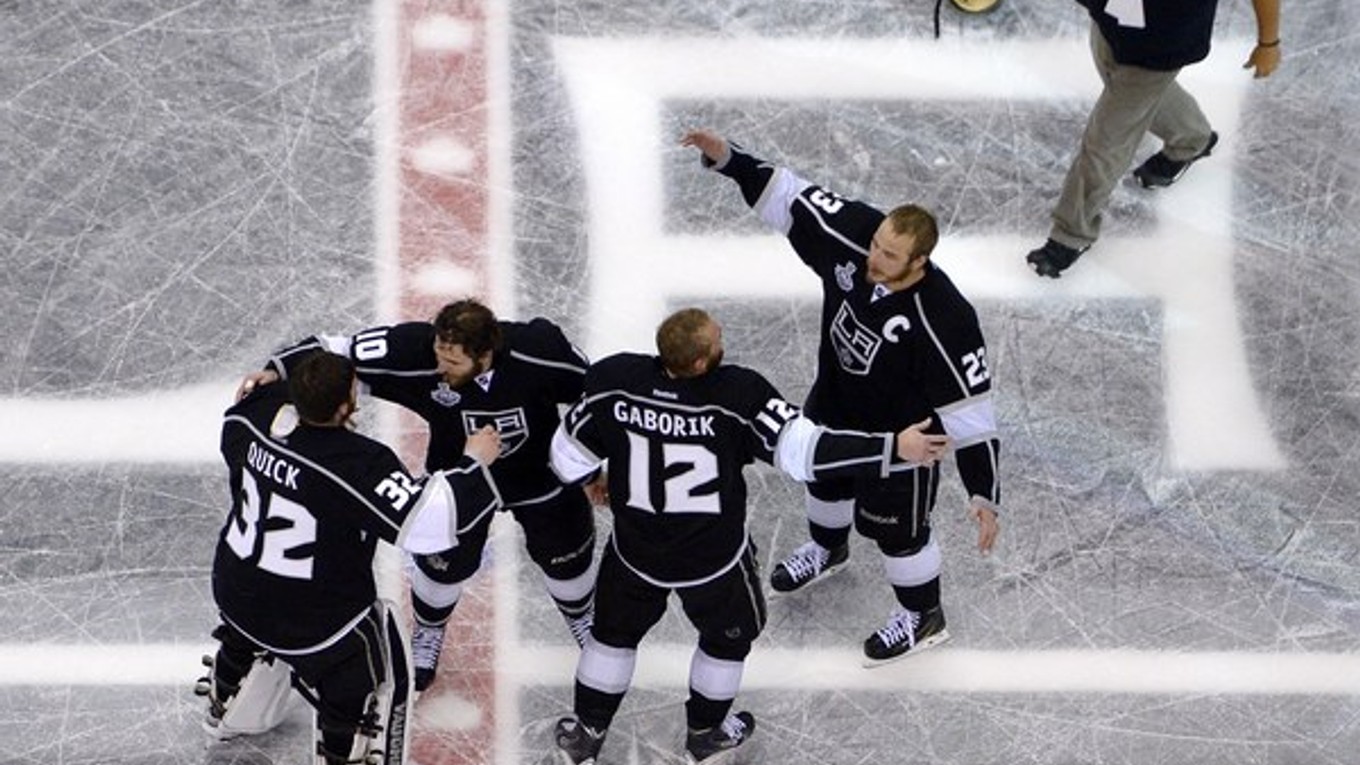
[576,638,636,695]
[882,538,942,587]
[409,568,463,610]
[805,493,853,528]
[689,648,745,701]
[543,558,599,603]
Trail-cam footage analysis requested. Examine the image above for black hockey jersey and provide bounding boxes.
[551,353,905,586]
[268,318,587,508]
[710,143,1001,510]
[212,381,500,653]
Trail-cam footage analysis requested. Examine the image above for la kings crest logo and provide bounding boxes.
[461,409,529,457]
[830,302,881,376]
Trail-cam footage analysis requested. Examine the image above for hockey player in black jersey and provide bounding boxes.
[240,299,598,691]
[204,351,503,765]
[682,128,1002,666]
[548,308,951,765]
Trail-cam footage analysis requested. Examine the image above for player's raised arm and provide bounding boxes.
[679,129,731,167]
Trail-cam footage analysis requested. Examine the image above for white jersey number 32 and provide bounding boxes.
[225,472,316,580]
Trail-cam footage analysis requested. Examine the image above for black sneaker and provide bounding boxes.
[685,711,755,765]
[554,716,606,765]
[411,622,446,692]
[769,541,849,593]
[1133,131,1218,188]
[862,606,951,667]
[1026,238,1089,279]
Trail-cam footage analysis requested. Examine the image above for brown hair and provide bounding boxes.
[289,351,356,424]
[656,307,716,377]
[884,204,939,259]
[433,299,502,357]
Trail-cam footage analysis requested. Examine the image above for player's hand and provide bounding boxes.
[236,370,279,401]
[1244,43,1281,78]
[464,425,502,466]
[895,417,950,465]
[583,472,610,507]
[969,501,999,554]
[680,129,731,167]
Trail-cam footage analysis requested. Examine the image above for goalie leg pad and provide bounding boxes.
[197,622,292,740]
[215,654,295,738]
[303,601,413,765]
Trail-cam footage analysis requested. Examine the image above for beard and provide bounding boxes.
[443,358,488,388]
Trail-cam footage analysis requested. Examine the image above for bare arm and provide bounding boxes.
[679,129,731,167]
[1244,0,1282,78]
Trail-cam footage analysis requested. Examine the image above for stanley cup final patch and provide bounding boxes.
[835,261,857,292]
[431,382,462,407]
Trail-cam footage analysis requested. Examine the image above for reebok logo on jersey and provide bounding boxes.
[829,301,881,376]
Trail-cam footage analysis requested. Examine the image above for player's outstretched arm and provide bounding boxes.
[680,129,731,168]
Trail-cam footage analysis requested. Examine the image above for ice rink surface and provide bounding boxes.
[2,1,1358,763]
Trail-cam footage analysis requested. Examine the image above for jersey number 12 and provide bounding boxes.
[623,432,720,515]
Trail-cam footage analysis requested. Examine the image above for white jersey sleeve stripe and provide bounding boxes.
[753,166,813,235]
[397,470,459,554]
[773,414,821,481]
[775,416,895,481]
[549,423,603,483]
[509,348,588,374]
[316,334,352,355]
[937,393,998,447]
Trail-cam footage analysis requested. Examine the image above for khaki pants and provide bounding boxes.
[1049,21,1214,249]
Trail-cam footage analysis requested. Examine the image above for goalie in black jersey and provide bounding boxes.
[240,299,598,691]
[547,308,950,765]
[204,351,503,764]
[682,128,1002,667]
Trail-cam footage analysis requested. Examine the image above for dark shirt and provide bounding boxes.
[709,143,1001,508]
[270,318,587,508]
[212,381,498,652]
[1079,0,1218,70]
